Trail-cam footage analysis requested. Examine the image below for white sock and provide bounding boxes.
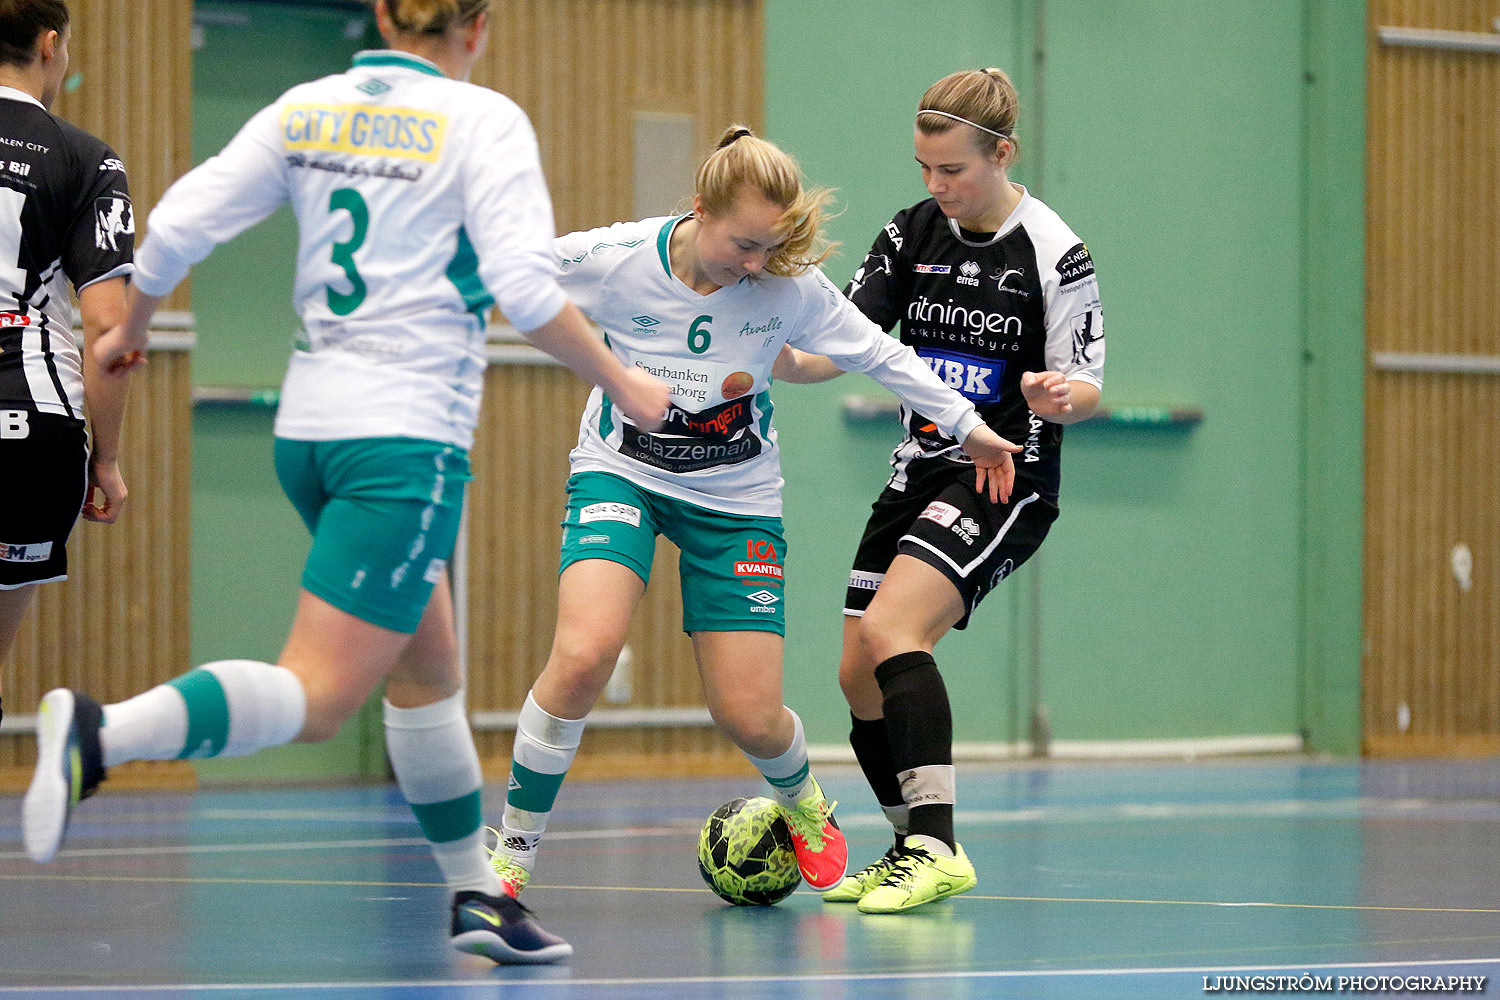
[101,660,305,766]
[881,803,911,836]
[102,686,188,767]
[743,707,813,807]
[501,691,586,871]
[384,690,498,896]
[906,833,955,858]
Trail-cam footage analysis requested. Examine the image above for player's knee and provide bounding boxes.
[291,676,363,743]
[545,633,621,689]
[295,706,346,744]
[711,701,782,752]
[856,609,916,666]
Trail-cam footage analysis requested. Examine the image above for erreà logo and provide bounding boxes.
[1057,243,1095,286]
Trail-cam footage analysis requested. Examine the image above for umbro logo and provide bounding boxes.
[632,315,660,327]
[508,774,522,791]
[355,78,391,97]
[746,590,780,605]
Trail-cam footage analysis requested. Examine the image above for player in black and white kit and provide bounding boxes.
[0,0,135,729]
[778,68,1104,913]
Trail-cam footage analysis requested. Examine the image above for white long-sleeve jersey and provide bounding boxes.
[560,216,985,517]
[134,50,568,449]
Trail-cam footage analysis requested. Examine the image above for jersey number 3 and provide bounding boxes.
[326,187,369,316]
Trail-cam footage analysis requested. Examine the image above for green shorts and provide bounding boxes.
[274,437,471,634]
[559,471,787,635]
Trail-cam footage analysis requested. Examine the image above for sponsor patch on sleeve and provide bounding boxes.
[1056,242,1095,286]
[93,196,134,252]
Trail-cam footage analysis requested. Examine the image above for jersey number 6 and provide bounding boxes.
[688,314,712,355]
[326,187,369,316]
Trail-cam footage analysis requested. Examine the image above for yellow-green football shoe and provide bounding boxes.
[822,839,905,903]
[856,837,977,913]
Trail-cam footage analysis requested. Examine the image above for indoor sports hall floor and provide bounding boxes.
[3,757,1499,998]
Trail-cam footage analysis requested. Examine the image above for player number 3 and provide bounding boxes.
[326,187,369,316]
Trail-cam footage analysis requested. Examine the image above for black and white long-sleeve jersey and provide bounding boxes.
[846,189,1105,499]
[0,86,133,418]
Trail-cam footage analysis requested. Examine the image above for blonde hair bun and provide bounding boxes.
[695,125,837,278]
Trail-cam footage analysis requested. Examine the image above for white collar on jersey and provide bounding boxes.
[0,85,45,110]
[351,49,445,78]
[946,183,1032,247]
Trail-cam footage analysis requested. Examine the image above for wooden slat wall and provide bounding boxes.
[0,1,195,784]
[52,0,195,313]
[473,0,764,235]
[0,345,194,783]
[1364,0,1500,755]
[466,1,764,775]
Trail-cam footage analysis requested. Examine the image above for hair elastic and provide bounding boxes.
[917,109,1009,139]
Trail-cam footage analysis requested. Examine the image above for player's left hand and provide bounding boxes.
[960,424,1020,504]
[1021,370,1073,417]
[83,457,128,523]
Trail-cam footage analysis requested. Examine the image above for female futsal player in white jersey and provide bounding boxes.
[22,0,668,965]
[789,68,1106,914]
[486,125,1021,914]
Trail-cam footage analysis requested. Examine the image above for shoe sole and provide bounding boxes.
[856,875,978,914]
[821,878,874,903]
[451,930,573,965]
[23,689,76,864]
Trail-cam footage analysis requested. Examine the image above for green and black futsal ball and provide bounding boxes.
[697,796,802,905]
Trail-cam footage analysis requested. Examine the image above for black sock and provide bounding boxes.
[848,713,904,810]
[0,694,4,731]
[875,651,955,851]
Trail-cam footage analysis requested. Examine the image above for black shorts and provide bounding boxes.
[0,408,88,589]
[844,459,1058,630]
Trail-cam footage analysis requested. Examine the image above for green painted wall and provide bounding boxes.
[188,3,383,781]
[192,1,373,388]
[1299,0,1365,753]
[765,0,1365,749]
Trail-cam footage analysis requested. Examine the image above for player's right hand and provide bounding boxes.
[93,323,149,376]
[614,367,672,432]
[961,424,1022,504]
